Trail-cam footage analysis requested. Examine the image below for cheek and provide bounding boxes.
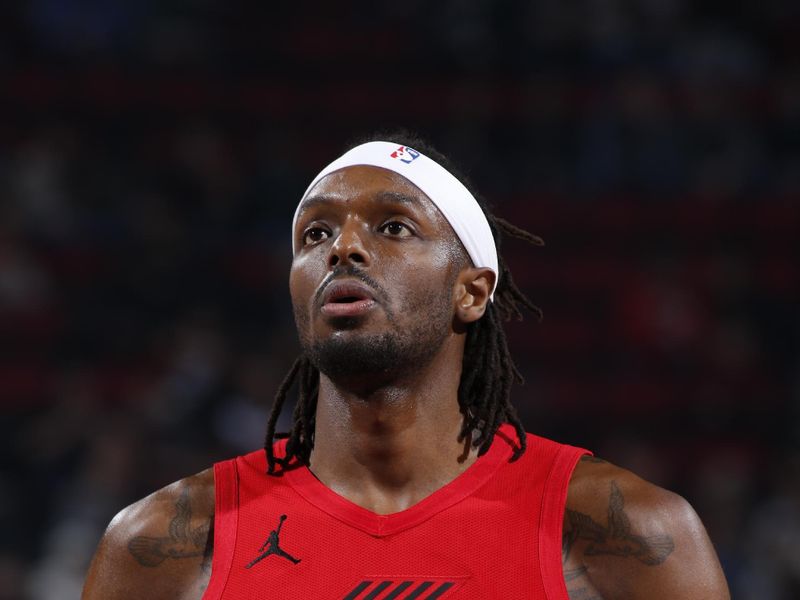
[289,257,319,313]
[289,267,313,340]
[288,266,301,302]
[388,244,458,310]
[424,241,462,287]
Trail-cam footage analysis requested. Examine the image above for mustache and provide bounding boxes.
[313,265,389,306]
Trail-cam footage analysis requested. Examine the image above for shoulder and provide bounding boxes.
[562,456,730,600]
[82,468,215,600]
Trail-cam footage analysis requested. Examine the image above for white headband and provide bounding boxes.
[292,141,498,298]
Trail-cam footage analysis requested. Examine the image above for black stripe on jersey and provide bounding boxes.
[382,581,414,599]
[343,581,372,600]
[343,579,456,599]
[361,581,393,599]
[426,582,455,599]
[404,582,433,599]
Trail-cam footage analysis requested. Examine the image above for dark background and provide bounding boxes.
[1,1,799,598]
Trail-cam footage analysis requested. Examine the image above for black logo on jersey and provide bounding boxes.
[343,579,460,599]
[245,514,301,568]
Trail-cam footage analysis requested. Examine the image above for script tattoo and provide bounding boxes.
[563,554,602,600]
[128,488,211,569]
[565,587,602,600]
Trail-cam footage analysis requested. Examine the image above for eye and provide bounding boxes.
[379,221,413,238]
[302,226,330,246]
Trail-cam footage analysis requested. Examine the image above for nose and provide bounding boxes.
[328,220,370,268]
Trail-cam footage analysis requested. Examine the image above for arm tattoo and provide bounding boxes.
[201,519,214,574]
[564,481,675,567]
[563,531,603,600]
[563,565,588,582]
[562,481,675,599]
[128,488,212,569]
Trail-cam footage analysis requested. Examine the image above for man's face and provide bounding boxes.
[290,165,466,385]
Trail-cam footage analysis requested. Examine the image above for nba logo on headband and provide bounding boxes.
[390,146,421,164]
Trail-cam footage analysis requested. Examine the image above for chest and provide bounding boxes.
[215,491,550,599]
[202,433,584,599]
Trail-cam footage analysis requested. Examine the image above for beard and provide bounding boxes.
[297,283,454,390]
[305,326,442,384]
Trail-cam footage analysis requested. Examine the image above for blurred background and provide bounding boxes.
[0,1,798,598]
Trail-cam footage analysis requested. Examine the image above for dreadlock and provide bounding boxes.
[265,132,543,474]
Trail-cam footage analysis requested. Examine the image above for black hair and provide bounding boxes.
[265,130,543,473]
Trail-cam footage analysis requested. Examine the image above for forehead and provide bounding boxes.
[295,165,445,224]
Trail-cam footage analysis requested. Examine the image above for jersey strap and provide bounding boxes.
[202,458,239,600]
[538,442,591,600]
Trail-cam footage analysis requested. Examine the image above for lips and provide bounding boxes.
[319,279,377,318]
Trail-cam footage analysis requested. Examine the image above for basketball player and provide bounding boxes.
[82,135,730,599]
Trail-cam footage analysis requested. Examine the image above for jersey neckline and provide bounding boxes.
[280,424,517,537]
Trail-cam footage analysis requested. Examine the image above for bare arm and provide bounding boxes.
[563,456,730,600]
[82,469,215,600]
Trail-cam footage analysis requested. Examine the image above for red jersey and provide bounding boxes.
[202,425,588,599]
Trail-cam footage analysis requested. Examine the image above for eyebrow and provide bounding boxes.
[296,190,421,218]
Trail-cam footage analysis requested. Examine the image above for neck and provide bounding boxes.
[308,337,479,514]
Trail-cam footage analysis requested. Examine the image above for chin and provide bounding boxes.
[304,327,444,385]
[324,315,370,331]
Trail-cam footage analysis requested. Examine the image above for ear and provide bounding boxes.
[453,267,495,325]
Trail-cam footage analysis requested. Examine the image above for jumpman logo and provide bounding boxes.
[245,514,301,568]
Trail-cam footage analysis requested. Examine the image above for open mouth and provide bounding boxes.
[320,280,377,318]
[320,297,376,318]
[331,295,365,303]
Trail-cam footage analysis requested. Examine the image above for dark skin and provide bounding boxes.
[82,166,730,599]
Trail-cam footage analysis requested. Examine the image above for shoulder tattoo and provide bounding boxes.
[564,480,675,566]
[127,488,213,571]
[562,481,675,599]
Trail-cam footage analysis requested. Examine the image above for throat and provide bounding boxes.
[308,384,479,514]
